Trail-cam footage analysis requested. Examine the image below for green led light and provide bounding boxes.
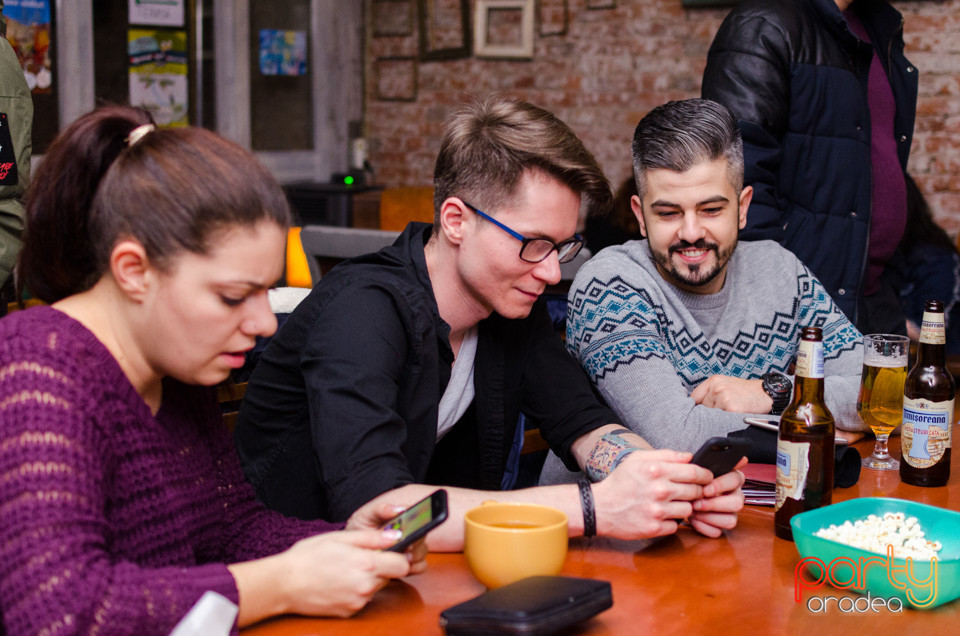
[344,175,355,185]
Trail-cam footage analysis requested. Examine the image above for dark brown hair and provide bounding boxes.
[432,95,611,224]
[19,105,292,303]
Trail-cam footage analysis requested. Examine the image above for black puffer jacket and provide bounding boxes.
[702,0,917,325]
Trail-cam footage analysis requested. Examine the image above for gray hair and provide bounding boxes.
[631,98,744,200]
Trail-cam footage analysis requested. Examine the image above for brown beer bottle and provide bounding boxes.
[775,327,835,541]
[901,300,955,487]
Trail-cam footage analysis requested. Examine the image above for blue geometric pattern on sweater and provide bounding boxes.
[568,270,861,387]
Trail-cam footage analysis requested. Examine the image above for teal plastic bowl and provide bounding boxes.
[791,497,960,609]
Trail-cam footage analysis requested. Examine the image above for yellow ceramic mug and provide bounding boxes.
[463,501,569,588]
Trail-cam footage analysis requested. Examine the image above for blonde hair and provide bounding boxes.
[433,95,611,224]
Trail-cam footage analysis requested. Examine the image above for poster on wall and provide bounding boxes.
[3,0,52,94]
[258,29,308,76]
[128,0,185,27]
[128,29,189,127]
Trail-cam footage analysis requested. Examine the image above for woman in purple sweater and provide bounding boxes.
[0,106,422,634]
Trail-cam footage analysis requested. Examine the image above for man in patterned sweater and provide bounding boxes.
[541,99,865,484]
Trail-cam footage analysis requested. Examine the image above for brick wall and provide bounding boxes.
[364,0,960,233]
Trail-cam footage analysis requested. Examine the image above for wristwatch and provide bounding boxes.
[761,372,792,415]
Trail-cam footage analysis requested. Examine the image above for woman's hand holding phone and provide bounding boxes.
[348,489,448,573]
[379,489,448,553]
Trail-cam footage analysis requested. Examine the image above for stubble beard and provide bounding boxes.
[650,238,737,290]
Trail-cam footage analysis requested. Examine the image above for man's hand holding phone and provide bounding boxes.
[686,436,748,537]
[691,436,751,477]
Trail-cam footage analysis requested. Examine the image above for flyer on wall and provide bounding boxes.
[259,29,308,76]
[128,0,185,27]
[128,29,189,127]
[3,0,52,94]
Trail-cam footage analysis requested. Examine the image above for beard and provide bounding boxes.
[649,237,737,290]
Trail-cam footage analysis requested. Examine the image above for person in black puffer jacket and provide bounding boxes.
[702,0,917,335]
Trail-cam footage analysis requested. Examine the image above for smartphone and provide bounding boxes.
[742,417,848,445]
[691,436,752,477]
[742,416,779,433]
[383,489,448,552]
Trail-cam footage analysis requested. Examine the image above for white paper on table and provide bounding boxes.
[169,591,238,636]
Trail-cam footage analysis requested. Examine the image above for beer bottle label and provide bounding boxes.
[775,439,810,510]
[795,339,824,379]
[919,311,946,345]
[902,397,954,468]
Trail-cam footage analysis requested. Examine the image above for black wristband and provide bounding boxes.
[578,479,596,538]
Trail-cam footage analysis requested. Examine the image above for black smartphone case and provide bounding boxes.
[439,576,613,635]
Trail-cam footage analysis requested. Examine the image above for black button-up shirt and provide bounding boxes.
[235,223,614,522]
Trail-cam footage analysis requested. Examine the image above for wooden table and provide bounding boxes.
[243,438,960,635]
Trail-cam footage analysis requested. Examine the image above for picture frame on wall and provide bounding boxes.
[375,57,418,101]
[418,0,471,61]
[372,0,414,37]
[538,0,568,37]
[474,0,534,60]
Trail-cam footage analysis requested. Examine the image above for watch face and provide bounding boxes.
[764,373,791,394]
[767,377,790,393]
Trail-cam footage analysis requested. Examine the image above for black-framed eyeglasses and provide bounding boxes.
[460,200,585,264]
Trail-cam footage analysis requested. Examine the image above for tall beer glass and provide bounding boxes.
[857,334,909,470]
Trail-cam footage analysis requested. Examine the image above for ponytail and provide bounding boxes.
[19,106,154,303]
[18,105,292,304]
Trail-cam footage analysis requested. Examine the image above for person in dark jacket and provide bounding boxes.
[702,0,918,335]
[899,173,960,353]
[0,1,33,314]
[236,96,745,551]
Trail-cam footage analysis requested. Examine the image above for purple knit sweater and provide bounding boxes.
[0,307,340,634]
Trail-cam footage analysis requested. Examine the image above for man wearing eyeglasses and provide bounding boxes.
[235,96,745,551]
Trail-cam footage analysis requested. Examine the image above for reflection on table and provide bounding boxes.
[242,437,960,635]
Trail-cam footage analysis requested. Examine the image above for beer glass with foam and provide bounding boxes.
[857,334,909,470]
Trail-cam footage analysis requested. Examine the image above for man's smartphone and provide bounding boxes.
[691,436,751,477]
[742,417,848,445]
[382,489,448,552]
[742,416,779,433]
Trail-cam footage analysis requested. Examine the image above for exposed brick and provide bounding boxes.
[365,0,960,224]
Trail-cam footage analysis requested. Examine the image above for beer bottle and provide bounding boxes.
[901,300,955,487]
[775,327,835,541]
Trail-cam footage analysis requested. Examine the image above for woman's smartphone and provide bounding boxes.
[382,489,448,552]
[691,436,751,477]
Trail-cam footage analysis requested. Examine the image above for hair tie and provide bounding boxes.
[126,123,156,147]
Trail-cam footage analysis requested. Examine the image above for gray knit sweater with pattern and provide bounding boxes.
[540,239,864,485]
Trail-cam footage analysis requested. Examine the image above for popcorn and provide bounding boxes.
[815,511,943,561]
